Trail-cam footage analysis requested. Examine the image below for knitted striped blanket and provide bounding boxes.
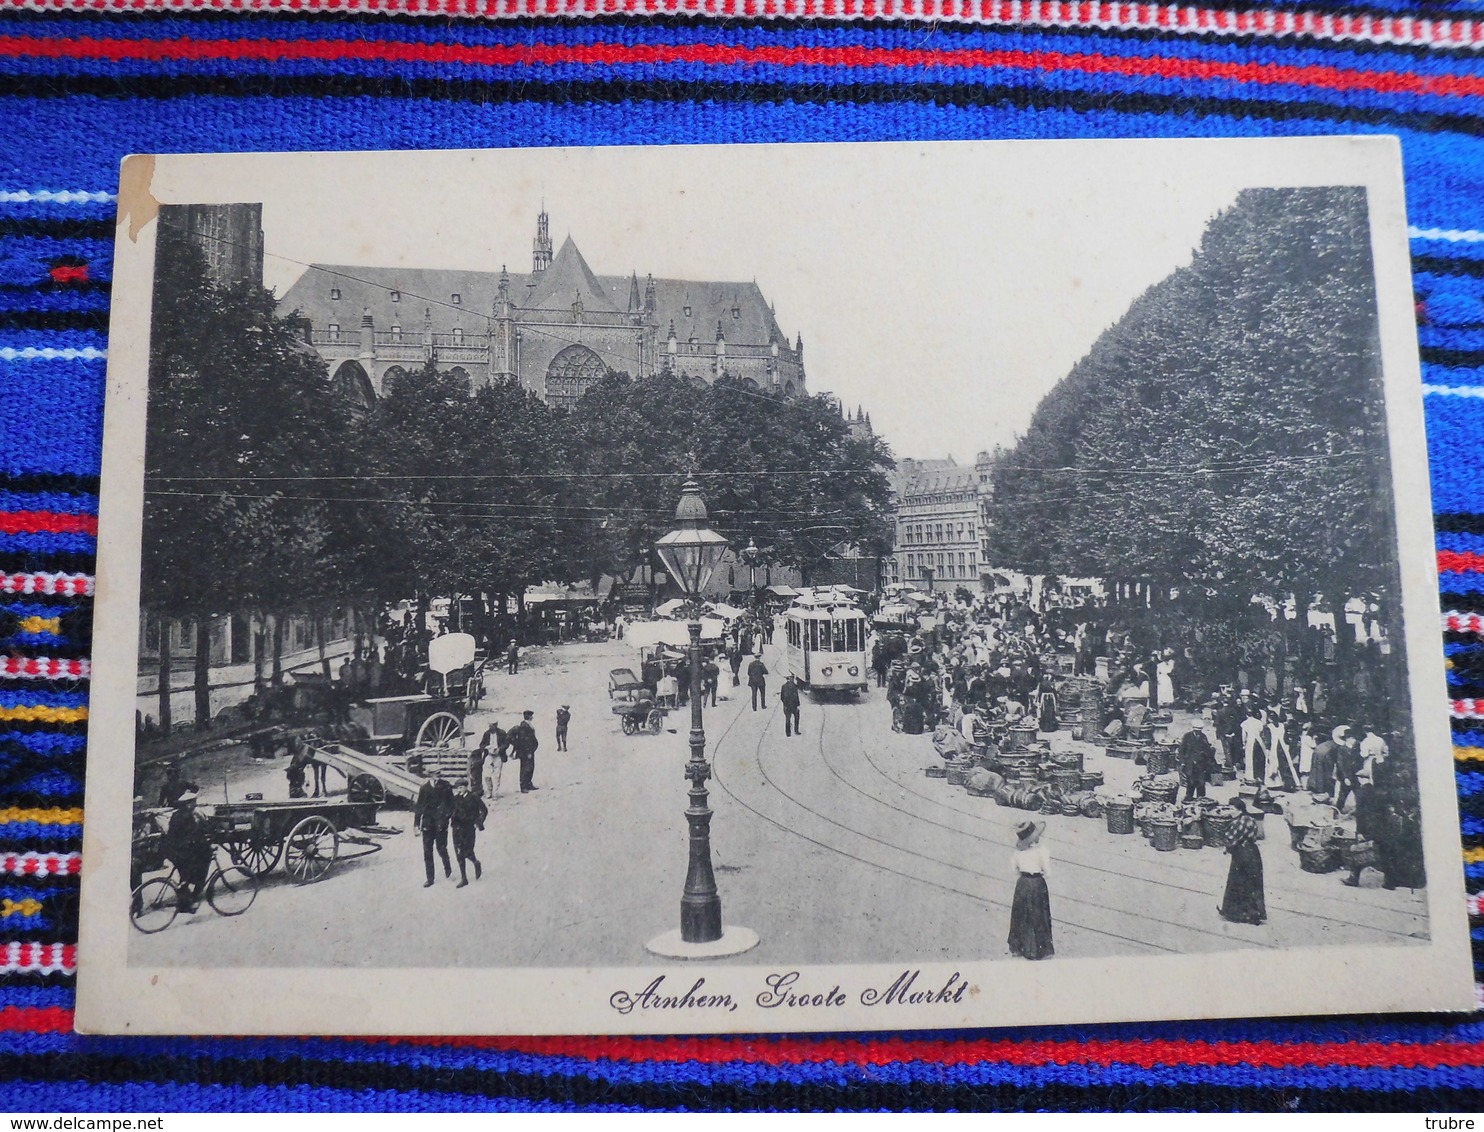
[4,0,1484,1109]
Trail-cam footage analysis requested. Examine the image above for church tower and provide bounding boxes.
[492,265,517,383]
[532,208,553,274]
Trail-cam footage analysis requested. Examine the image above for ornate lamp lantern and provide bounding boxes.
[647,479,758,957]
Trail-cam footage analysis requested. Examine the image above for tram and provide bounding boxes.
[782,588,871,698]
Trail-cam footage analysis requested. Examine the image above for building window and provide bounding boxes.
[452,327,463,341]
[683,305,692,317]
[452,293,462,305]
[390,290,400,302]
[330,287,341,300]
[732,307,740,319]
[328,322,340,338]
[391,325,401,340]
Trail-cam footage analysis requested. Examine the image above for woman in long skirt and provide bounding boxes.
[1219,800,1267,925]
[1008,820,1054,959]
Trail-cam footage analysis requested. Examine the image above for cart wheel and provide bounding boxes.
[206,865,259,916]
[227,836,283,879]
[347,773,386,806]
[415,710,464,749]
[130,877,180,934]
[621,715,638,736]
[646,709,664,735]
[283,815,338,885]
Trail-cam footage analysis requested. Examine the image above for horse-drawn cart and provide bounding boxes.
[344,634,482,755]
[608,668,666,735]
[211,797,385,884]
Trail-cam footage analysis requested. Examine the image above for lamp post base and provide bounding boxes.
[644,926,760,960]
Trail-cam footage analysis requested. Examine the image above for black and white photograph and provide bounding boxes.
[77,139,1472,1035]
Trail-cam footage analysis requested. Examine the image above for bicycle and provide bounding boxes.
[130,856,259,934]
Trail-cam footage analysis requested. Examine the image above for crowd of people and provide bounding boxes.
[877,584,1425,959]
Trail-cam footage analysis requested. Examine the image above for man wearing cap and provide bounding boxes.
[780,674,802,738]
[509,710,540,792]
[505,638,520,675]
[164,789,213,913]
[748,654,769,712]
[555,705,571,753]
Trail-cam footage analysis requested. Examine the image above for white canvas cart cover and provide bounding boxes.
[427,632,477,675]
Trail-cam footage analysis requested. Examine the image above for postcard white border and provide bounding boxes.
[77,137,1475,1035]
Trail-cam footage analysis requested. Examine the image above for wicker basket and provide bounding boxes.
[1106,799,1135,835]
[1299,845,1341,873]
[1151,818,1179,851]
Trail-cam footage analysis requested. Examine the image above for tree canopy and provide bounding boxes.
[986,187,1396,611]
[144,244,896,627]
[144,227,355,620]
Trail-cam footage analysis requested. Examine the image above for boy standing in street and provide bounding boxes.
[450,786,487,888]
[555,704,571,752]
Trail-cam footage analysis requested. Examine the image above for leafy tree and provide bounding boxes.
[363,364,578,618]
[987,187,1401,688]
[562,372,895,587]
[144,221,354,728]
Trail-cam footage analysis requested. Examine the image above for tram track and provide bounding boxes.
[710,652,1422,953]
[708,678,1179,955]
[814,703,1254,952]
[841,704,1423,939]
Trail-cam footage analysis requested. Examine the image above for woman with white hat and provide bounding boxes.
[1008,820,1054,960]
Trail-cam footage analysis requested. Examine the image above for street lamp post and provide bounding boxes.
[647,479,759,958]
[740,538,761,607]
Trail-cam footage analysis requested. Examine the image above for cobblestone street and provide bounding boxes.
[130,633,1428,971]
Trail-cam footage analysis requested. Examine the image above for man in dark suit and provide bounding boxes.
[780,674,802,737]
[508,710,540,792]
[748,655,769,711]
[414,773,455,887]
[164,789,213,913]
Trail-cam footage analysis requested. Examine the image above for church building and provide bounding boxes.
[277,209,809,408]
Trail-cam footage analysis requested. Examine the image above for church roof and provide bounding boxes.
[525,236,620,313]
[606,277,786,354]
[275,225,801,368]
[278,264,522,338]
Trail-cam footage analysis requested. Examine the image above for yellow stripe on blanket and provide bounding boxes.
[0,807,81,825]
[0,705,87,724]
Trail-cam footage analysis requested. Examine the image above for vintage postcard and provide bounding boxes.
[77,138,1474,1035]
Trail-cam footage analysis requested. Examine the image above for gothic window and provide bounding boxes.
[382,365,410,390]
[328,323,340,338]
[452,293,462,305]
[330,287,341,300]
[683,305,692,317]
[544,344,608,410]
[452,327,463,341]
[391,325,401,340]
[331,360,374,411]
[446,366,471,391]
